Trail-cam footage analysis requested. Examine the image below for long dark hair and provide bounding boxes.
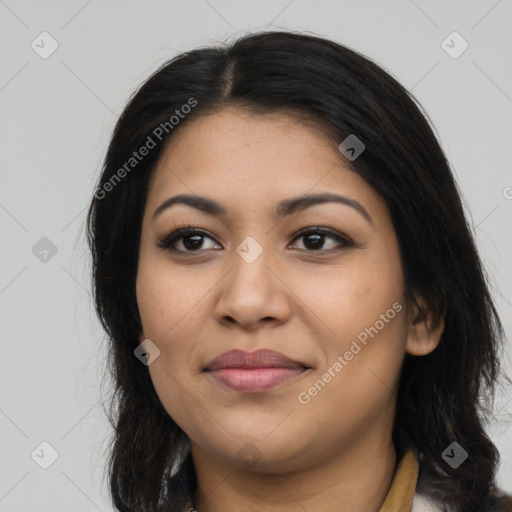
[86,30,507,511]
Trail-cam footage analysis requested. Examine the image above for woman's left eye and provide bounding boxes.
[290,227,353,252]
[157,227,353,253]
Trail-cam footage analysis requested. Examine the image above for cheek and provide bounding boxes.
[295,252,404,341]
[136,258,211,342]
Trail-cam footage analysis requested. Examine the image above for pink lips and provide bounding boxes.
[204,349,310,393]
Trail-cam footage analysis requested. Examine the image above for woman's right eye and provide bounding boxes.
[156,228,221,252]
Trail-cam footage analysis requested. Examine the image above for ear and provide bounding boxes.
[405,296,445,356]
[138,330,145,344]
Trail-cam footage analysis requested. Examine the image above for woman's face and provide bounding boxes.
[136,108,428,473]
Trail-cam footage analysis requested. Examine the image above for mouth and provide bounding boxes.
[203,349,312,393]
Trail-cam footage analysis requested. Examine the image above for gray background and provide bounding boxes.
[1,0,511,510]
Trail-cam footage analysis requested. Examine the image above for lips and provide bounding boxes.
[203,349,311,393]
[205,349,308,371]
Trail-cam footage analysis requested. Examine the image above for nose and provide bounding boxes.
[213,245,292,331]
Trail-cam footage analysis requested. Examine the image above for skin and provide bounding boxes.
[136,108,444,512]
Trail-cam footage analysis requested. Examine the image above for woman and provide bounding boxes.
[86,30,512,511]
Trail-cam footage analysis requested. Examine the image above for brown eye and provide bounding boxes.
[157,228,221,252]
[290,227,353,252]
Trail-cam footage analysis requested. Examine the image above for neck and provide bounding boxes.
[191,430,398,512]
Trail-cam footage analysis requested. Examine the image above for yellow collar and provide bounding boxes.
[379,449,419,512]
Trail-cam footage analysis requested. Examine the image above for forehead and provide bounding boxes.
[152,108,335,177]
[146,108,384,219]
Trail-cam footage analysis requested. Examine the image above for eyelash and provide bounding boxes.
[156,226,354,254]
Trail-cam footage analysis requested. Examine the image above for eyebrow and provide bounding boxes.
[152,192,373,225]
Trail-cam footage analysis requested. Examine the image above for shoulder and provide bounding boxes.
[411,491,512,512]
[411,493,442,511]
